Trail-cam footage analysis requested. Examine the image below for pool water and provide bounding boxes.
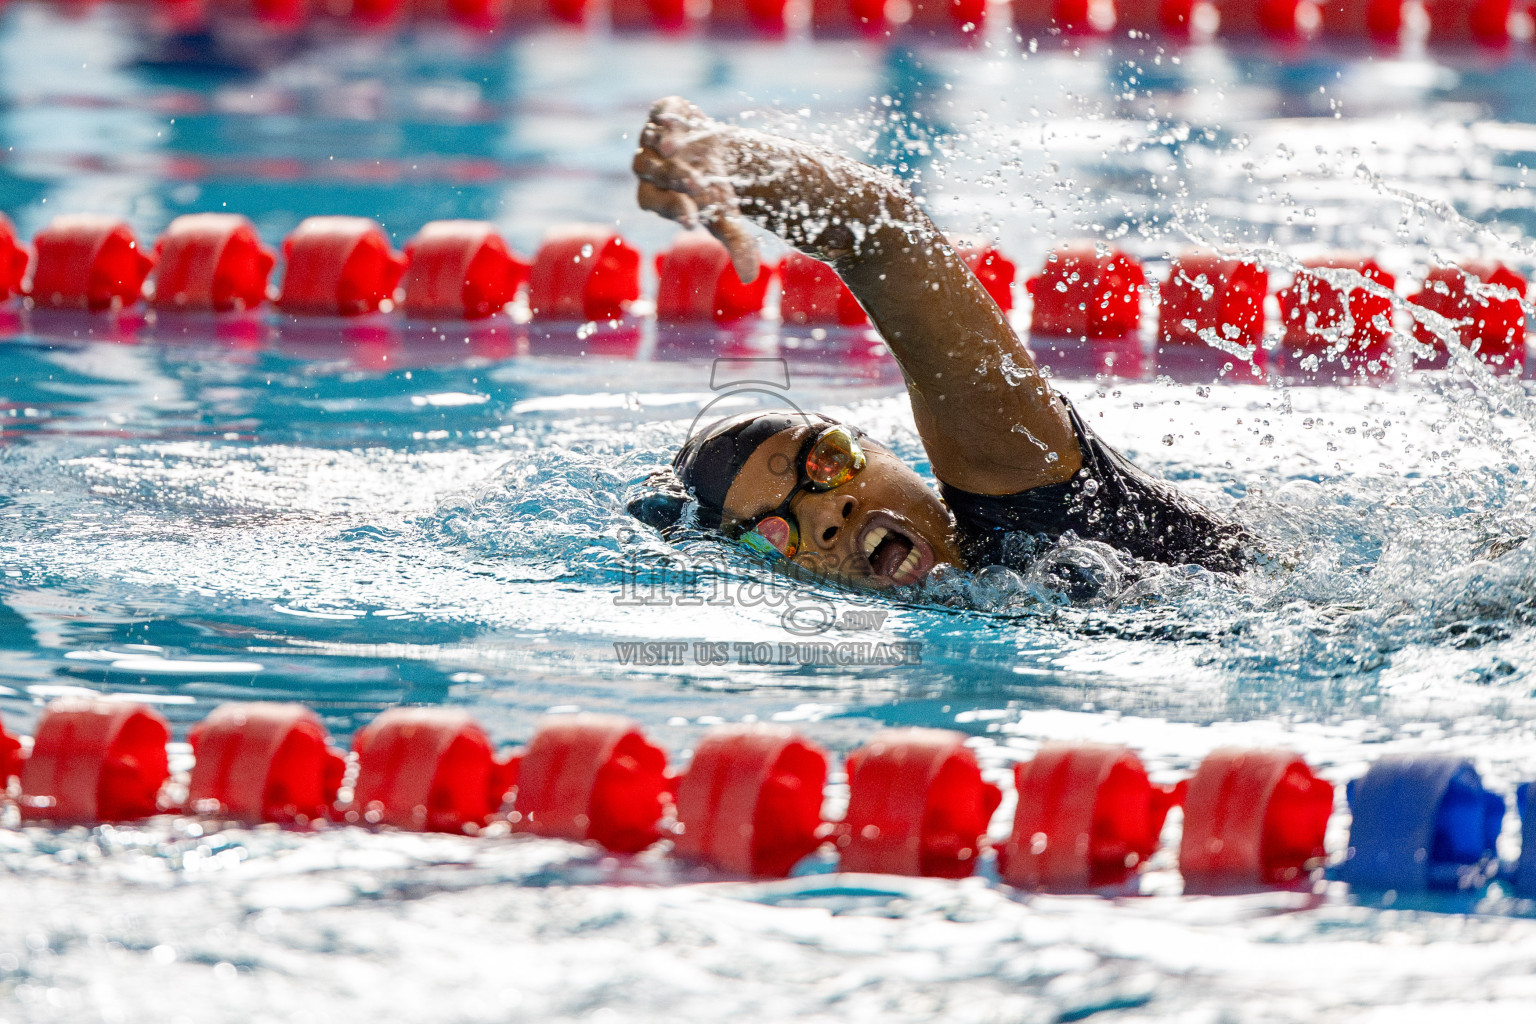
[4,4,1536,1021]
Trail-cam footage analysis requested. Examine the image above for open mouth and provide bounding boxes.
[857,513,935,587]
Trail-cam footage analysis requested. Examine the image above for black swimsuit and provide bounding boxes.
[939,399,1253,575]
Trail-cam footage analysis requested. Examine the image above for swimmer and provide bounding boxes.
[629,96,1254,590]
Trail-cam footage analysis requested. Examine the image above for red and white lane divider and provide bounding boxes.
[1,208,1529,372]
[92,0,1536,50]
[3,696,1535,901]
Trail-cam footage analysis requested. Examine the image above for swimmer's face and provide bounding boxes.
[720,424,962,590]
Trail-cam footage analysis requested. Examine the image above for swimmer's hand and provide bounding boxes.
[633,96,761,284]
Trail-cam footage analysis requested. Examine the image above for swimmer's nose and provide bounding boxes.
[799,492,856,550]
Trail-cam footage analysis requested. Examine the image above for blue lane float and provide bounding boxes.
[1516,783,1536,899]
[1338,754,1505,892]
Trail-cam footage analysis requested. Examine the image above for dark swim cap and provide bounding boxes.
[675,411,830,516]
[627,410,832,533]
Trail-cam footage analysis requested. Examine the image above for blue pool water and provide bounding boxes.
[5,4,1536,1020]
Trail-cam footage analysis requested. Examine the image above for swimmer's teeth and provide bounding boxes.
[895,549,918,582]
[863,526,888,558]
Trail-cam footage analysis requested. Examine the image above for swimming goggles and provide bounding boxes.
[733,424,867,560]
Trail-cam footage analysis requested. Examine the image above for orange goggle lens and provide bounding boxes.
[804,425,865,490]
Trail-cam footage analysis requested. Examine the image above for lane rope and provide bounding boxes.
[1,212,1528,374]
[4,697,1533,900]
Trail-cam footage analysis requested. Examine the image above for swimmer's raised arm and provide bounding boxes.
[633,96,1082,496]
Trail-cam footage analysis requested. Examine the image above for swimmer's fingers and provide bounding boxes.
[704,208,760,284]
[632,146,705,198]
[643,96,710,158]
[637,180,700,229]
[634,103,759,278]
[677,171,758,283]
[634,146,703,228]
[639,178,758,281]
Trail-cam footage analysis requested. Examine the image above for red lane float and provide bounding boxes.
[1001,742,1177,892]
[512,713,670,853]
[252,0,308,26]
[0,714,20,783]
[349,0,405,23]
[150,213,275,313]
[548,0,592,23]
[276,216,407,317]
[707,0,790,33]
[655,231,773,323]
[959,245,1017,314]
[1026,244,1145,339]
[838,728,1002,878]
[1424,0,1514,45]
[810,0,890,35]
[1277,255,1396,363]
[1116,0,1197,33]
[400,220,529,320]
[187,702,345,824]
[0,212,28,300]
[1158,251,1268,350]
[1319,0,1404,39]
[1216,0,1309,37]
[1408,261,1527,370]
[433,0,496,24]
[528,225,642,322]
[18,698,170,823]
[29,215,155,312]
[610,0,690,30]
[674,724,828,877]
[414,0,487,28]
[350,707,513,833]
[779,251,867,327]
[906,0,987,33]
[1014,0,1107,34]
[1178,747,1334,892]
